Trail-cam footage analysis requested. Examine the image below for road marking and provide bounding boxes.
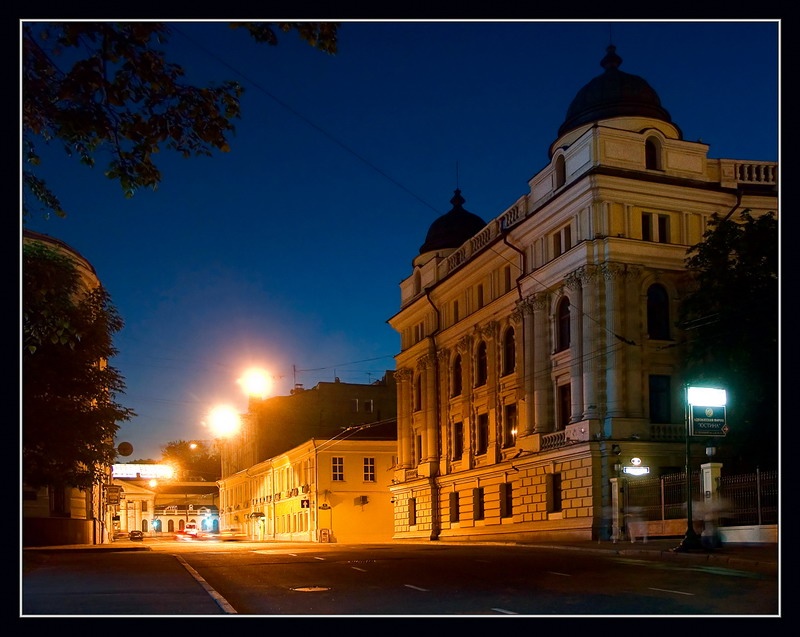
[492,608,518,614]
[548,571,571,577]
[649,587,694,596]
[314,556,326,560]
[405,584,429,591]
[351,567,367,572]
[175,555,237,614]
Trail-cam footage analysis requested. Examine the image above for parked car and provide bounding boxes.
[129,530,144,541]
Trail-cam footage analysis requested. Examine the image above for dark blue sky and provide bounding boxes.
[21,20,779,460]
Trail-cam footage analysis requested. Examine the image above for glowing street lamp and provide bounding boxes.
[207,404,241,439]
[237,367,272,400]
[674,385,727,553]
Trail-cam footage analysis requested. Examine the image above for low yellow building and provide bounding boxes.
[218,420,397,543]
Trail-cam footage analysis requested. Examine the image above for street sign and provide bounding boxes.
[690,405,728,437]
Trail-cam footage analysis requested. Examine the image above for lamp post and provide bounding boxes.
[674,384,727,553]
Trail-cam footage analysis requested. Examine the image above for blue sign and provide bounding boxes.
[690,405,728,437]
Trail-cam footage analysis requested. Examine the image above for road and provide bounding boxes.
[145,539,777,616]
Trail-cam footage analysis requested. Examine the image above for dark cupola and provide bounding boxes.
[557,45,678,140]
[419,189,487,255]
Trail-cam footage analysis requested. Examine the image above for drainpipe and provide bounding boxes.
[502,233,526,302]
[722,189,743,222]
[424,288,441,541]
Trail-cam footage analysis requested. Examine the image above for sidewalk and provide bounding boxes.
[21,537,778,616]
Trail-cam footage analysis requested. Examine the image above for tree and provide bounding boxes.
[22,239,136,490]
[22,21,338,221]
[161,440,221,481]
[678,209,779,471]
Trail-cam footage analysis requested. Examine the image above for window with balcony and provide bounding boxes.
[476,413,489,455]
[647,283,671,340]
[452,421,464,460]
[451,354,462,397]
[556,297,571,352]
[475,341,488,386]
[502,326,515,375]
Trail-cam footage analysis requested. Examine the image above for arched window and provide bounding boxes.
[451,354,463,397]
[647,283,671,340]
[555,154,566,188]
[475,341,488,386]
[502,327,515,375]
[645,137,662,170]
[556,297,571,352]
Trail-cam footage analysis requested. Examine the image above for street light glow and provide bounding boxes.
[687,386,727,406]
[207,405,241,439]
[238,367,272,399]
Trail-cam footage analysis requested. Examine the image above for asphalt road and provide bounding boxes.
[21,539,780,617]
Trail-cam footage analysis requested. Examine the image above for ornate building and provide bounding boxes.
[387,46,777,542]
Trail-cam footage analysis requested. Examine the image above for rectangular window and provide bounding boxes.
[452,421,464,460]
[477,414,489,455]
[332,457,344,482]
[408,497,417,526]
[453,300,459,323]
[503,265,512,294]
[142,501,148,513]
[557,384,571,430]
[363,457,375,482]
[553,225,572,257]
[415,435,423,465]
[363,399,374,413]
[642,212,670,243]
[547,473,563,513]
[414,321,425,343]
[449,491,460,523]
[350,399,359,412]
[473,487,485,520]
[500,482,513,518]
[649,375,672,424]
[503,404,518,448]
[476,284,484,309]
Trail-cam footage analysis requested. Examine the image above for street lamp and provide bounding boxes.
[674,385,727,552]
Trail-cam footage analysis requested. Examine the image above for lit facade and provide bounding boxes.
[388,46,777,542]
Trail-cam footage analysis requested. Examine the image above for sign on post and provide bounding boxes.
[689,405,728,437]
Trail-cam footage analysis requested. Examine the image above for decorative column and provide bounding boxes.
[532,293,550,433]
[564,271,585,424]
[603,263,626,418]
[394,368,414,469]
[514,296,535,436]
[420,353,438,464]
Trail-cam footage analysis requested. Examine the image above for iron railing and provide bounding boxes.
[624,468,777,526]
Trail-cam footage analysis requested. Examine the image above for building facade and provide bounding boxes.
[218,420,397,543]
[22,230,113,547]
[387,46,777,543]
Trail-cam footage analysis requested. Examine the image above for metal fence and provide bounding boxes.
[624,468,777,526]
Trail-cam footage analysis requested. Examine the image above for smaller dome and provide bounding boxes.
[419,189,487,254]
[558,45,675,139]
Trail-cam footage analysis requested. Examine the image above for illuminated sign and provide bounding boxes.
[689,405,728,437]
[112,464,176,479]
[622,466,650,476]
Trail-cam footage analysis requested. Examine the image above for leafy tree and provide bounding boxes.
[22,239,136,490]
[161,439,221,481]
[22,21,338,221]
[678,209,779,471]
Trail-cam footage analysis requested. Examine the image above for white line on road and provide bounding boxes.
[351,567,367,572]
[314,556,326,561]
[175,555,238,614]
[405,584,429,591]
[548,572,572,577]
[492,608,518,614]
[649,587,695,596]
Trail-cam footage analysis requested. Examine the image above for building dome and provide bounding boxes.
[557,45,676,139]
[419,189,487,254]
